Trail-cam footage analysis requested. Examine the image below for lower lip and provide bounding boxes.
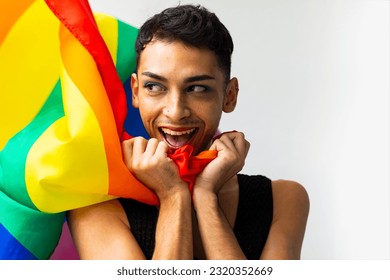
[160,128,197,149]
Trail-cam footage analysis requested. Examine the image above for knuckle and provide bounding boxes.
[134,136,146,144]
[121,139,132,150]
[121,139,130,146]
[237,131,245,138]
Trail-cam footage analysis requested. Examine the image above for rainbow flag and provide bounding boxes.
[0,0,155,260]
[1,0,217,260]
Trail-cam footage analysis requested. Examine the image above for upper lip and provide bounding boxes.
[160,127,196,136]
[158,126,198,149]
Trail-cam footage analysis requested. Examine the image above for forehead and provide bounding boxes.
[138,40,224,80]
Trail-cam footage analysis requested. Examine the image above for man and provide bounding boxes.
[68,4,309,259]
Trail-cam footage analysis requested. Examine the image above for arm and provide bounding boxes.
[153,190,193,259]
[67,199,145,259]
[122,137,193,259]
[193,185,246,259]
[68,137,193,260]
[192,131,249,259]
[68,191,193,260]
[260,180,310,259]
[192,132,310,260]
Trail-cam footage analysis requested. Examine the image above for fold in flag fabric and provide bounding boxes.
[0,0,216,260]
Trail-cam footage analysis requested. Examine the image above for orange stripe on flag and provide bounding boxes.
[45,0,127,138]
[58,21,159,206]
[0,0,35,44]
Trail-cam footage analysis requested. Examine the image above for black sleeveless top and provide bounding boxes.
[119,174,273,259]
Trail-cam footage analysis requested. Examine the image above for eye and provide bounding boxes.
[186,85,209,93]
[143,82,166,95]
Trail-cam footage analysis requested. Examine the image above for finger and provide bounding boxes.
[221,131,249,156]
[122,139,134,168]
[211,133,249,164]
[231,132,250,157]
[132,137,148,159]
[212,132,241,155]
[155,141,170,159]
[209,138,228,153]
[218,133,238,151]
[144,138,159,158]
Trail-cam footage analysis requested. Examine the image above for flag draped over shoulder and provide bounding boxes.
[0,0,141,259]
[0,0,216,260]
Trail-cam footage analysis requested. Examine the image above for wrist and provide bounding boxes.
[158,184,191,205]
[192,187,219,211]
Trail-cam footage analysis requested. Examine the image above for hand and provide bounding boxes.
[122,137,188,200]
[194,131,250,194]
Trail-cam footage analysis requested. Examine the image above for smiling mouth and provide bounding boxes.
[160,127,197,149]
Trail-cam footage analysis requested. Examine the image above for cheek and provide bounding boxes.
[138,97,160,117]
[203,101,223,119]
[138,101,158,128]
[201,107,223,132]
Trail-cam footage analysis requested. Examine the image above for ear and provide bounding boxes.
[223,77,239,113]
[131,73,140,108]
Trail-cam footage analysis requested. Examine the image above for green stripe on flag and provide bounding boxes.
[0,191,65,259]
[0,80,64,210]
[0,80,66,259]
[116,20,138,81]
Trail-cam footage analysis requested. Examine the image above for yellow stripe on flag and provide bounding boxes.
[25,23,116,212]
[57,14,137,202]
[0,1,60,149]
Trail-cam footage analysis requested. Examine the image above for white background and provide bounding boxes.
[89,0,389,260]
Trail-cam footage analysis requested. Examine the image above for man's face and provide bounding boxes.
[131,39,237,155]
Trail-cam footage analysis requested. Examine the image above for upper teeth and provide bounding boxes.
[161,128,195,136]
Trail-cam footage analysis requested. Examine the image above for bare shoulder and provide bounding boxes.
[271,179,310,229]
[260,180,309,259]
[272,180,310,215]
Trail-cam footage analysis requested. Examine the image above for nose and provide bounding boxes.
[162,91,191,121]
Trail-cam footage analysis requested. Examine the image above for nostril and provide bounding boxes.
[163,104,191,120]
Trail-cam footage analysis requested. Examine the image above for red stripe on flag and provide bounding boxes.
[44,0,127,138]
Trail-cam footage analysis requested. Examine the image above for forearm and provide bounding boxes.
[193,189,246,260]
[152,190,193,259]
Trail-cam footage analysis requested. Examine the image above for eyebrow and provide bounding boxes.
[141,72,167,82]
[141,72,215,83]
[184,75,215,83]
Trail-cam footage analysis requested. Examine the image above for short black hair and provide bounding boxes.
[135,5,234,83]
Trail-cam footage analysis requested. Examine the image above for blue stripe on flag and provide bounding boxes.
[0,223,37,260]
